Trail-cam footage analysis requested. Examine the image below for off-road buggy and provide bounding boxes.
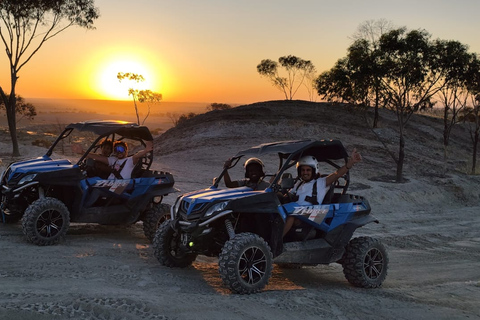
[153,139,388,294]
[0,120,176,245]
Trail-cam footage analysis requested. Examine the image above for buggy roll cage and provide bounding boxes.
[213,139,351,193]
[45,120,154,173]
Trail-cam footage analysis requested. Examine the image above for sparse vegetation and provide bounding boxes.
[257,55,316,100]
[206,103,232,111]
[316,24,480,182]
[0,95,37,124]
[117,72,163,125]
[0,0,100,156]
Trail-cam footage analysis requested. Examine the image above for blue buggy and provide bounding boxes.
[153,139,388,294]
[0,120,176,245]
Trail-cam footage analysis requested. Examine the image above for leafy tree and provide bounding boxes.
[0,95,37,123]
[315,58,355,103]
[317,20,394,128]
[431,40,473,174]
[462,55,480,174]
[376,28,446,182]
[257,55,315,100]
[0,0,100,156]
[463,100,480,174]
[176,113,197,126]
[318,27,460,182]
[117,72,163,125]
[206,103,232,111]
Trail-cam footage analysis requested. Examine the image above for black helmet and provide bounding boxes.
[244,157,265,178]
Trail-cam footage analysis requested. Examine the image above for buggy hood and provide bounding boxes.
[182,186,261,202]
[7,156,74,175]
[2,156,76,186]
[179,186,277,217]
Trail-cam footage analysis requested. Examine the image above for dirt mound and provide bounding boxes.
[154,100,473,180]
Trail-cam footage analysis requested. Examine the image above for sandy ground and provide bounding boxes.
[1,103,480,320]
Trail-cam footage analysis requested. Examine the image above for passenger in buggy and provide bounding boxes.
[73,140,153,180]
[282,148,362,237]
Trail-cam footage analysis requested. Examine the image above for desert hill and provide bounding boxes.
[0,100,479,318]
[153,100,479,208]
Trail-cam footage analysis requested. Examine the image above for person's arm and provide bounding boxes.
[132,140,153,165]
[326,148,362,186]
[72,143,109,164]
[85,153,109,164]
[223,158,239,188]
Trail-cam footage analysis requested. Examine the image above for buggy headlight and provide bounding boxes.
[19,174,37,185]
[205,201,229,217]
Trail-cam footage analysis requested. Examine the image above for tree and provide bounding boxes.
[0,95,37,123]
[463,99,480,174]
[318,27,455,182]
[176,113,197,126]
[0,0,100,156]
[257,55,315,100]
[376,28,445,182]
[431,40,473,174]
[318,20,394,128]
[206,103,232,111]
[303,66,318,102]
[117,72,163,125]
[462,54,480,174]
[350,19,395,44]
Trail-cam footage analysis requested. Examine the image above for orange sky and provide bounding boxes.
[1,0,480,105]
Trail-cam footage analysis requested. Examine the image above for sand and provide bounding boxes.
[0,101,479,319]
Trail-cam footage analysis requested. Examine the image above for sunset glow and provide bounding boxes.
[80,46,162,101]
[96,58,156,100]
[0,1,479,104]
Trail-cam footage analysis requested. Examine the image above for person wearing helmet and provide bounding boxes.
[283,148,362,236]
[73,140,153,180]
[223,157,269,190]
[93,139,114,179]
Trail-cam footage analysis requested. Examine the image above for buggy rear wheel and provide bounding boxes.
[142,203,171,242]
[218,233,273,294]
[152,220,197,267]
[22,197,70,246]
[341,236,388,288]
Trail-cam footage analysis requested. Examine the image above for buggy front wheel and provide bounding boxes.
[341,236,388,288]
[22,197,70,246]
[218,232,273,294]
[152,221,197,268]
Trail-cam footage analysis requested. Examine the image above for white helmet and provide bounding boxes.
[296,155,319,176]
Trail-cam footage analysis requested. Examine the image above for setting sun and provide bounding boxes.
[98,59,155,100]
[82,48,162,101]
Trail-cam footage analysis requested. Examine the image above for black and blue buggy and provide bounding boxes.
[0,120,176,245]
[153,139,388,294]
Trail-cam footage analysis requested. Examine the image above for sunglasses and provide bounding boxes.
[114,145,126,153]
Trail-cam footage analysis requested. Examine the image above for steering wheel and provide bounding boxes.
[83,158,98,177]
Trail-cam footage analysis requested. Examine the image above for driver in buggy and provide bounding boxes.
[73,140,153,180]
[223,157,270,191]
[93,139,113,179]
[283,148,362,236]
